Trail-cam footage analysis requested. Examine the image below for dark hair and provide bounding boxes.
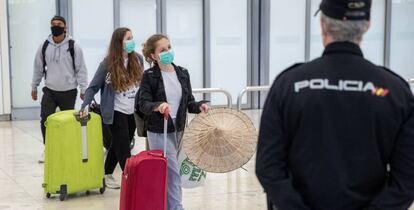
[106,27,143,92]
[51,15,66,26]
[142,34,170,65]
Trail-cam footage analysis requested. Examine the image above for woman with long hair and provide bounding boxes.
[80,27,144,189]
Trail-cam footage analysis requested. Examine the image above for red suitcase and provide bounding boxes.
[120,112,169,210]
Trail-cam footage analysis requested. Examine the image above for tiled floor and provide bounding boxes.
[0,110,266,210]
[1,109,413,210]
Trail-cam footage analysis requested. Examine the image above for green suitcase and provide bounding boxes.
[43,110,105,201]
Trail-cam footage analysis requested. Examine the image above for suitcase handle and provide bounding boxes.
[74,112,91,126]
[74,112,91,163]
[163,111,170,158]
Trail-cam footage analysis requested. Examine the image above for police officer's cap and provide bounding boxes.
[316,0,372,21]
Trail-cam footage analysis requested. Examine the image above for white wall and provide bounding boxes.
[390,0,414,80]
[166,0,204,101]
[269,0,306,83]
[120,0,157,70]
[210,0,248,105]
[0,0,11,115]
[8,0,55,109]
[72,0,114,106]
[166,0,204,90]
[310,0,386,65]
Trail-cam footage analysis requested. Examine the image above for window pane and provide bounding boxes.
[8,0,56,108]
[210,0,248,105]
[390,0,414,80]
[72,0,113,104]
[309,0,324,60]
[269,0,306,83]
[310,0,385,66]
[120,0,157,70]
[166,0,204,90]
[361,0,385,65]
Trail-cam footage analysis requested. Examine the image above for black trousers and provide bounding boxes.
[105,111,136,174]
[41,87,77,144]
[267,195,278,210]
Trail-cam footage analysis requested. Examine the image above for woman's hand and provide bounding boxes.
[200,103,209,113]
[79,108,89,118]
[156,102,171,114]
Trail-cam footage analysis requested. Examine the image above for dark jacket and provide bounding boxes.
[138,64,207,133]
[81,54,143,124]
[256,42,414,210]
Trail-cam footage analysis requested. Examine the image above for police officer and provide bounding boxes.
[256,0,414,209]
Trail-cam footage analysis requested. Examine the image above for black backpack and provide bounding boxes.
[41,39,76,79]
[134,88,147,137]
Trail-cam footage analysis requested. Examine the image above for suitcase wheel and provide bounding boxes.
[85,190,90,196]
[99,178,106,194]
[59,193,66,201]
[46,193,51,198]
[59,185,67,201]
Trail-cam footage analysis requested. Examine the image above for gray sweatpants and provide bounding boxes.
[147,122,184,210]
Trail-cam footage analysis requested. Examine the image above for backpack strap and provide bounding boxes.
[68,39,76,71]
[137,54,144,67]
[41,39,76,78]
[41,40,49,78]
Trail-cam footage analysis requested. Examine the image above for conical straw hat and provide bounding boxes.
[182,108,257,173]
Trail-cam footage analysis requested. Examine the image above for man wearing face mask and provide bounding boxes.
[31,16,88,163]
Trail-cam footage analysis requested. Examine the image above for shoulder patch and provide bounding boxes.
[378,66,411,88]
[274,63,305,81]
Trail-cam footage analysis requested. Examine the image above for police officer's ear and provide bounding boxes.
[367,21,371,32]
[320,19,328,37]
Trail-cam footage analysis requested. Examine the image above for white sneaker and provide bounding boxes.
[104,148,108,157]
[105,174,121,189]
[38,151,44,164]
